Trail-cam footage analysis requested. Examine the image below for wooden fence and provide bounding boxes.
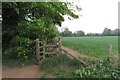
[36,36,119,66]
[36,36,62,64]
[35,36,86,65]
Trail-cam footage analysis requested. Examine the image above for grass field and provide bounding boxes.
[62,36,119,58]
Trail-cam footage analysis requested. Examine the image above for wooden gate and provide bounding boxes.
[36,36,86,65]
[36,36,62,64]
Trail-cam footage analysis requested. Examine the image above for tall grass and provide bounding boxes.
[2,55,36,67]
[62,36,119,58]
[40,54,83,78]
[40,54,120,78]
[41,54,83,71]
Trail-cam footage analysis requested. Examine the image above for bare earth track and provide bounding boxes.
[2,65,44,78]
[2,46,97,78]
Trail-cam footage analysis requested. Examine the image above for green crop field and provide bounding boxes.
[62,36,119,58]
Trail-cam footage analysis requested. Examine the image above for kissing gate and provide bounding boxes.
[36,36,62,64]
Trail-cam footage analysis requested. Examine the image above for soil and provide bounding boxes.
[2,65,44,78]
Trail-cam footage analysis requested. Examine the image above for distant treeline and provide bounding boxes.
[59,28,120,37]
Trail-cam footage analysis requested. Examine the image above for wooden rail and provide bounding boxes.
[36,37,62,64]
[36,36,86,65]
[60,48,86,66]
[39,45,57,48]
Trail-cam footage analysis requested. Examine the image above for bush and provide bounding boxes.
[41,54,120,78]
[3,46,30,60]
[3,56,36,67]
[73,57,120,79]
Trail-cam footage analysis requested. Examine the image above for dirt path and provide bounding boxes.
[2,65,44,78]
[62,46,97,60]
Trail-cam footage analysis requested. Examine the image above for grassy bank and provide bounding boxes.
[40,54,120,79]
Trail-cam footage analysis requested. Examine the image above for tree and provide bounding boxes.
[86,33,94,36]
[111,29,120,36]
[2,2,80,59]
[59,28,72,37]
[102,28,111,36]
[74,30,85,36]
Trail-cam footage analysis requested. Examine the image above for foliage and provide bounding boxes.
[103,28,112,36]
[73,57,120,79]
[62,36,119,58]
[86,33,100,36]
[59,28,85,37]
[2,2,80,60]
[41,54,82,71]
[3,46,29,59]
[102,28,120,36]
[47,66,74,78]
[59,28,72,37]
[86,28,120,36]
[2,56,36,67]
[59,27,120,37]
[41,54,120,78]
[41,54,83,78]
[59,28,86,37]
[74,30,85,36]
[40,66,74,78]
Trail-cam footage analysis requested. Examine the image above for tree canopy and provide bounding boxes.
[103,28,111,36]
[102,28,120,36]
[2,2,80,60]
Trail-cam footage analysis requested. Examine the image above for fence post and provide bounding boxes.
[52,38,58,54]
[36,39,40,63]
[108,44,112,56]
[43,39,47,59]
[58,36,62,53]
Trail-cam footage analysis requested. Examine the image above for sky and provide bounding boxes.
[58,0,120,34]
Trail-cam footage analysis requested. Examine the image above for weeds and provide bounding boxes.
[2,56,36,67]
[41,55,120,79]
[40,54,83,78]
[73,57,120,79]
[41,54,83,71]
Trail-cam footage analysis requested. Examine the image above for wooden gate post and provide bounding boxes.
[108,44,112,56]
[36,39,40,63]
[52,38,58,55]
[58,36,62,53]
[43,39,47,59]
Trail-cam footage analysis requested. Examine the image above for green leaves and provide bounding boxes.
[73,58,120,79]
[4,46,29,59]
[3,2,80,60]
[11,36,34,46]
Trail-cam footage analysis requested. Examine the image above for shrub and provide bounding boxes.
[3,46,30,60]
[3,56,36,67]
[73,57,120,79]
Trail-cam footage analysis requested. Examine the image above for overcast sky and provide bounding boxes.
[58,0,120,34]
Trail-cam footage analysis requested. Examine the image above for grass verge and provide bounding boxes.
[40,54,84,78]
[2,56,36,67]
[40,54,120,79]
